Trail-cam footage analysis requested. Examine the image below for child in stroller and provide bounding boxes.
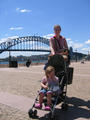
[35,66,61,111]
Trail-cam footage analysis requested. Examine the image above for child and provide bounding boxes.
[35,66,60,111]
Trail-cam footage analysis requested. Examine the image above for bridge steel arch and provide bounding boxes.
[0,36,51,54]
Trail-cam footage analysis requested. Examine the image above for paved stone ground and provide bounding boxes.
[0,62,90,120]
[0,103,30,120]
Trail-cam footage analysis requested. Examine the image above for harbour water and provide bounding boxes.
[0,60,47,65]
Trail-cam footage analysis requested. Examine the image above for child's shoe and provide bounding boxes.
[35,103,42,109]
[45,105,51,111]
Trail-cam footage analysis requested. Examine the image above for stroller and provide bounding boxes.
[28,54,74,120]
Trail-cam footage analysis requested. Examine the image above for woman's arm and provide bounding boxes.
[50,38,56,55]
[60,38,68,55]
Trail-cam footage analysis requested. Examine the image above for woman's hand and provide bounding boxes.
[63,51,68,55]
[58,50,68,55]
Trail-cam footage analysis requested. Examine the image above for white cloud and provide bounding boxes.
[43,34,54,39]
[7,36,19,40]
[16,8,32,13]
[82,47,90,51]
[74,40,79,42]
[68,40,83,49]
[20,9,31,13]
[9,27,23,30]
[85,39,90,44]
[68,40,73,46]
[0,36,19,43]
[66,38,71,41]
[73,43,83,49]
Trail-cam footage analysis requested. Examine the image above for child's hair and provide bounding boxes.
[45,66,55,78]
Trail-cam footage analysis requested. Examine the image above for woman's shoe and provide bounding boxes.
[35,103,42,109]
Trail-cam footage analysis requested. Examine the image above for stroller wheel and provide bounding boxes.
[61,103,68,111]
[48,112,56,120]
[28,109,34,118]
[45,114,49,120]
[45,114,56,120]
[45,114,52,120]
[51,115,56,120]
[33,110,37,116]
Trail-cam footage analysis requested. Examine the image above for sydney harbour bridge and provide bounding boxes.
[0,36,50,54]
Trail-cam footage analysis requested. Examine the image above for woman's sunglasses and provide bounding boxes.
[54,29,60,31]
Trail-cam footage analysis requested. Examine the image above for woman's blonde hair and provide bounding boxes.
[45,66,55,78]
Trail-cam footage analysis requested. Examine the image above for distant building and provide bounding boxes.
[69,47,73,58]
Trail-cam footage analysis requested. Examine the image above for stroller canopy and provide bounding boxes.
[48,54,65,75]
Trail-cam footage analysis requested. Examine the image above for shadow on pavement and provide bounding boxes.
[38,97,90,120]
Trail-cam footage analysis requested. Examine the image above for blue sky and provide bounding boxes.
[0,0,90,58]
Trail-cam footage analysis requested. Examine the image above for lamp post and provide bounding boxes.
[88,51,90,61]
[75,49,77,62]
[8,42,11,67]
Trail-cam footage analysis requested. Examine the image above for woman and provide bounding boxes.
[44,25,69,70]
[50,25,68,56]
